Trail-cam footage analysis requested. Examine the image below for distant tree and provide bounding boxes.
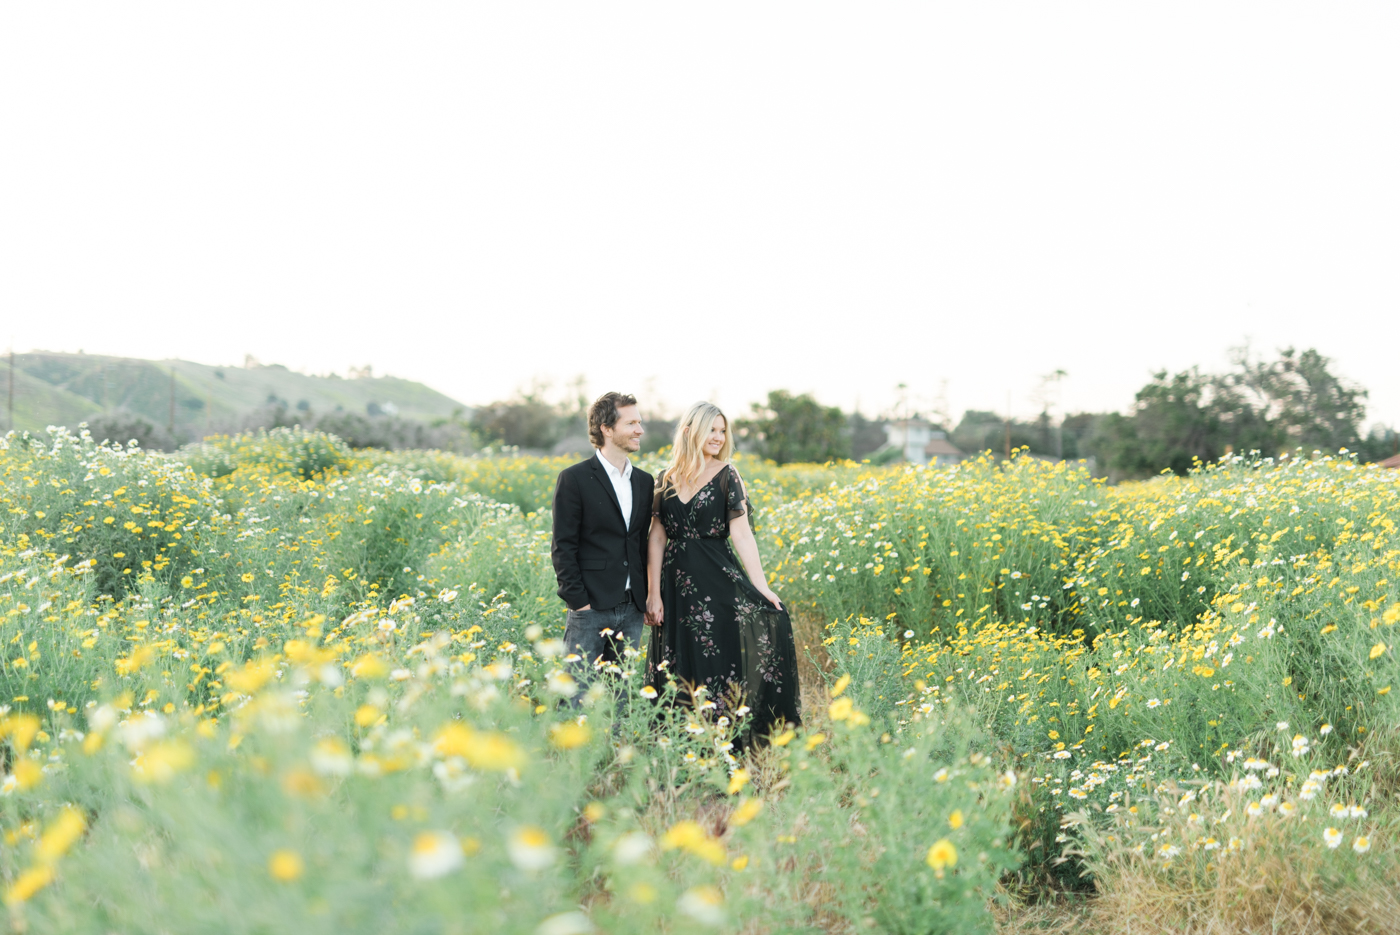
[1227,347,1367,453]
[1358,424,1399,464]
[1115,368,1227,477]
[1058,412,1107,462]
[314,411,475,453]
[848,411,888,459]
[470,390,562,451]
[739,391,851,464]
[639,418,678,454]
[950,411,1045,458]
[1093,347,1368,479]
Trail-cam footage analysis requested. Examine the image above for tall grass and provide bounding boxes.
[0,428,1016,932]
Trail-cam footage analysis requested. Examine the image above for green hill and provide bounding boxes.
[0,352,469,436]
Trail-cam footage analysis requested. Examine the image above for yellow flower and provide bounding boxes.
[268,849,304,882]
[549,721,592,750]
[224,659,276,695]
[727,769,750,795]
[731,797,763,826]
[433,723,525,772]
[13,759,43,790]
[34,809,86,864]
[831,674,851,697]
[828,697,854,721]
[1369,642,1386,660]
[948,809,963,830]
[0,714,41,753]
[131,741,195,783]
[4,865,54,905]
[354,704,382,728]
[926,838,958,871]
[281,769,324,798]
[804,732,827,751]
[114,645,155,675]
[661,820,726,865]
[771,729,796,747]
[349,654,389,679]
[731,854,750,870]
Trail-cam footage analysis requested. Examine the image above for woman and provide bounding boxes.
[644,402,801,742]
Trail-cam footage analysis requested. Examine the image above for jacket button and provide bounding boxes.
[622,560,629,567]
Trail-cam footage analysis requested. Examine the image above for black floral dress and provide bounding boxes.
[646,465,801,742]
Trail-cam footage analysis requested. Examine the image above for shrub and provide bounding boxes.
[179,427,354,480]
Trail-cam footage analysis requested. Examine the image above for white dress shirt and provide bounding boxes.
[595,448,633,590]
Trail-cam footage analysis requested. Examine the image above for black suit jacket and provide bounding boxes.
[551,454,655,612]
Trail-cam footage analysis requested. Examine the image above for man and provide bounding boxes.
[551,392,653,686]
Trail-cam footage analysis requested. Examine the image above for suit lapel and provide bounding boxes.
[588,459,626,529]
[629,470,648,530]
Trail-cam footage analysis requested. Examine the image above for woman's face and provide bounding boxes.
[703,415,727,458]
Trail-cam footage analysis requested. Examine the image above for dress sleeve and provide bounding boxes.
[725,466,747,520]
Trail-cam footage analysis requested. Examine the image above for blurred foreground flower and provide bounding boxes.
[661,820,726,865]
[549,721,591,750]
[268,849,304,882]
[612,831,653,865]
[433,723,524,772]
[509,827,556,870]
[678,886,725,926]
[731,798,763,826]
[926,838,958,875]
[310,737,354,776]
[131,741,195,783]
[536,911,595,935]
[409,831,465,879]
[4,866,54,906]
[36,808,86,863]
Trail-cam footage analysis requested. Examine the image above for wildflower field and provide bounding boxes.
[0,428,1396,933]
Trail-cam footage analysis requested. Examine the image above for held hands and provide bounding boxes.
[645,593,663,628]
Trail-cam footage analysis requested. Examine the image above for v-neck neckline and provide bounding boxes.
[675,466,725,507]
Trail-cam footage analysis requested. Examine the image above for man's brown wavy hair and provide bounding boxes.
[588,392,638,449]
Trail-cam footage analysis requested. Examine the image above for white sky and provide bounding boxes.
[3,5,1397,429]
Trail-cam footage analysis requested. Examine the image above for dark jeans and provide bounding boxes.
[562,598,645,710]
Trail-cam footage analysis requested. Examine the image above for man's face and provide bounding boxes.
[602,405,644,453]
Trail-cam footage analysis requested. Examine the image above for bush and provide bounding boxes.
[179,427,354,480]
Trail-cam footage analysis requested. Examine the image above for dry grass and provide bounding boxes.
[994,871,1400,935]
[791,609,835,717]
[995,895,1095,935]
[1075,866,1400,935]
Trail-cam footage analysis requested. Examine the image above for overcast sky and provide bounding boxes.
[3,5,1396,428]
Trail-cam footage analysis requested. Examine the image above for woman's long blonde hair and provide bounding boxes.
[661,402,733,498]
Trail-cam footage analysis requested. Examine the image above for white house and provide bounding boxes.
[882,419,966,466]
